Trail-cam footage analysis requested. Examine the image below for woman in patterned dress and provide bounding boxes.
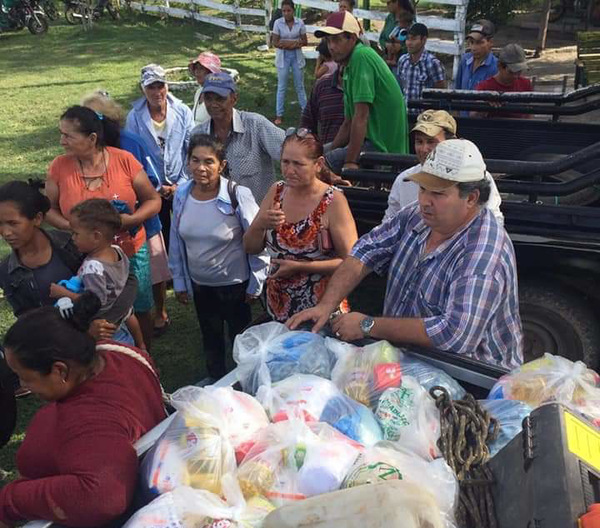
[244,128,358,322]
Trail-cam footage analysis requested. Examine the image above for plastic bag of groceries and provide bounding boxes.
[480,399,532,457]
[141,386,268,497]
[328,339,465,409]
[342,443,458,528]
[237,419,362,507]
[376,375,441,460]
[234,322,335,395]
[257,374,383,446]
[488,353,600,425]
[124,474,275,528]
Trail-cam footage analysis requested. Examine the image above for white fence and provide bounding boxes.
[130,0,468,77]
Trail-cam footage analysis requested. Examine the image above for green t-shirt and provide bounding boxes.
[343,43,409,155]
[379,12,397,49]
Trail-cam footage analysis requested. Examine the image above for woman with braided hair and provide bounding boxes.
[0,292,166,528]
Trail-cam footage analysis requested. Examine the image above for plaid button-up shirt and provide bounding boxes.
[192,109,285,204]
[351,205,523,369]
[396,50,446,112]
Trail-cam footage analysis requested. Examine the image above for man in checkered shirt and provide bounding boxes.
[288,139,523,370]
[396,23,446,114]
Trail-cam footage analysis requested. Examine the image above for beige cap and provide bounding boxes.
[412,110,457,138]
[404,139,486,191]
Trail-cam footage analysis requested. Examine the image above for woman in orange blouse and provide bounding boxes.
[45,106,161,347]
[244,128,358,322]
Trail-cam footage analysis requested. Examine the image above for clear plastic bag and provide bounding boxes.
[328,339,403,408]
[234,322,335,395]
[124,475,275,528]
[328,339,465,409]
[488,353,600,425]
[376,375,441,460]
[342,443,458,528]
[257,374,383,446]
[142,386,268,497]
[480,399,532,457]
[237,420,361,507]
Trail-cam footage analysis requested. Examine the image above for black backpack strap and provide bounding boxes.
[227,178,239,212]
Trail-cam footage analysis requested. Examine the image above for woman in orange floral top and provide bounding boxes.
[244,129,358,322]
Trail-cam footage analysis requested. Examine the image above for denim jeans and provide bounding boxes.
[276,50,307,117]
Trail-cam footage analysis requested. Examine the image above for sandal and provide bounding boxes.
[153,317,171,337]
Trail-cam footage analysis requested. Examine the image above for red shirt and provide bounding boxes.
[475,75,533,118]
[0,344,166,527]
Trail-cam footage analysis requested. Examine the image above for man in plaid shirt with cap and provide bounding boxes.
[396,23,446,113]
[289,139,523,369]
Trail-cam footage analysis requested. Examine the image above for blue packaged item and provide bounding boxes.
[481,399,532,457]
[111,199,140,237]
[234,322,335,395]
[320,395,383,446]
[401,355,466,401]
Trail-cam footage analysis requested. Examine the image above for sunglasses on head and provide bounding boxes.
[285,127,317,140]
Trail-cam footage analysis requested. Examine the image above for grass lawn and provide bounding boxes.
[0,13,387,482]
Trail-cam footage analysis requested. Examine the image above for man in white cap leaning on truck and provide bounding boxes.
[288,139,523,369]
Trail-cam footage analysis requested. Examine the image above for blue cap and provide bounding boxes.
[202,72,236,97]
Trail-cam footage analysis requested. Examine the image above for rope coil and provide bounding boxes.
[430,386,500,528]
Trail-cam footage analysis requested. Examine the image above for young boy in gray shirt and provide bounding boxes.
[50,198,145,349]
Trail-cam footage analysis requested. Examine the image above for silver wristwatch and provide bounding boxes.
[360,316,375,337]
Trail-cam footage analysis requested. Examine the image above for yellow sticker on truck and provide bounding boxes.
[564,410,600,472]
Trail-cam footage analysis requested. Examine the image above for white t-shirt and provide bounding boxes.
[178,194,249,286]
[383,164,504,225]
[192,87,210,126]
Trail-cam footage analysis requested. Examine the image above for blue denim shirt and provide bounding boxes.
[454,52,498,91]
[119,129,162,239]
[125,93,194,185]
[168,177,270,297]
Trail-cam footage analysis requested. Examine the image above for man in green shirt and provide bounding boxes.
[315,11,409,175]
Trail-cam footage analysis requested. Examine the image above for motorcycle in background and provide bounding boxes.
[64,0,119,23]
[0,0,49,34]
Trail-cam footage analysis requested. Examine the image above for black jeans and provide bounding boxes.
[191,280,251,380]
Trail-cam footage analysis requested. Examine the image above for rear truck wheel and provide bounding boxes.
[519,280,600,369]
[27,12,48,33]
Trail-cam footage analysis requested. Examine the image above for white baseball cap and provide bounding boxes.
[404,139,487,191]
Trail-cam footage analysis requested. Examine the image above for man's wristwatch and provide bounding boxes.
[360,316,375,337]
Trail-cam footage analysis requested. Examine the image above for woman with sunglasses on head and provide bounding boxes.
[169,134,269,381]
[244,128,358,323]
[0,292,166,528]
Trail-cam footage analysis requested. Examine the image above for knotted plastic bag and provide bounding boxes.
[124,474,275,528]
[376,375,441,460]
[342,443,458,528]
[233,322,335,395]
[237,420,361,507]
[257,374,382,446]
[141,386,268,496]
[488,353,600,425]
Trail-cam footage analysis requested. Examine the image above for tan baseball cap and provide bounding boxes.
[412,110,457,138]
[404,139,486,191]
[314,11,361,38]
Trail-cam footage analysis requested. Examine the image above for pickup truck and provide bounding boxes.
[342,86,600,369]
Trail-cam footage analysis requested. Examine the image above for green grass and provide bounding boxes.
[0,13,388,485]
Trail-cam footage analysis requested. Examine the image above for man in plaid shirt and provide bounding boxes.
[289,139,523,369]
[396,23,446,113]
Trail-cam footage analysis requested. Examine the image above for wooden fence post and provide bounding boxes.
[536,0,552,57]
